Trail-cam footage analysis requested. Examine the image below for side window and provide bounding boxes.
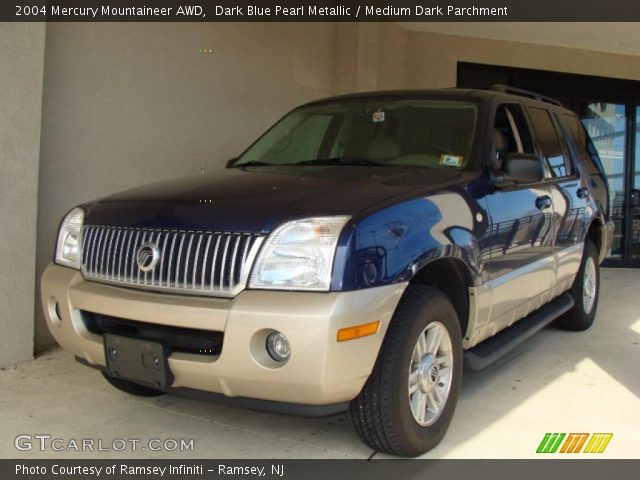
[494,104,534,159]
[526,106,572,178]
[561,113,606,177]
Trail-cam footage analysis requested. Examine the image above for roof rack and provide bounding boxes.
[489,84,563,107]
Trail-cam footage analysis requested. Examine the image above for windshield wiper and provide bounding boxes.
[231,160,275,168]
[232,157,386,168]
[294,157,386,167]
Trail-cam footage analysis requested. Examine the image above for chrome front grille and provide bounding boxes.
[80,225,263,297]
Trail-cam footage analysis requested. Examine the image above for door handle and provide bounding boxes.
[577,187,589,199]
[536,195,552,210]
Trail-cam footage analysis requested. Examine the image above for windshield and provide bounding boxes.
[234,98,478,169]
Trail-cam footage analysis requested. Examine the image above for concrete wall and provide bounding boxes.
[35,22,336,350]
[336,25,640,94]
[0,24,46,367]
[333,22,407,94]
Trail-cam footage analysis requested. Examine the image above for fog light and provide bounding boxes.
[266,332,290,362]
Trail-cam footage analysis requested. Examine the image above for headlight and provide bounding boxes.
[249,216,351,291]
[55,207,85,269]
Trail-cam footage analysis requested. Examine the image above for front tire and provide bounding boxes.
[349,285,463,457]
[556,241,600,331]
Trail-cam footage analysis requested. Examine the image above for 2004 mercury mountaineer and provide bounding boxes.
[42,86,614,456]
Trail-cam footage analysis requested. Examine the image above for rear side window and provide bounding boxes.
[561,113,606,177]
[526,106,572,178]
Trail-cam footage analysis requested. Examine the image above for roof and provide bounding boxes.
[300,87,570,112]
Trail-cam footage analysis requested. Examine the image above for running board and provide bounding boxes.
[463,293,575,372]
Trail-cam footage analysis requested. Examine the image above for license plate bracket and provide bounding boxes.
[104,334,173,389]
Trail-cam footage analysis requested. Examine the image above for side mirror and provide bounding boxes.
[493,153,545,187]
[225,157,237,168]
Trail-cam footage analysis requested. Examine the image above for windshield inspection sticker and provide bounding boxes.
[372,110,385,122]
[439,154,463,167]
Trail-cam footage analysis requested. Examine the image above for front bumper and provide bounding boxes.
[41,264,406,412]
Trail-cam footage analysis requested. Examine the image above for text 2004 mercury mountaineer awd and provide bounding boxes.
[42,87,613,456]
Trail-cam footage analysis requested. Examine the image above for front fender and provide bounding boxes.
[339,189,487,291]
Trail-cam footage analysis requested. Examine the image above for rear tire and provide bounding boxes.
[556,241,599,331]
[349,285,463,457]
[102,372,164,397]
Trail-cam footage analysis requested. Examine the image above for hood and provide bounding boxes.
[84,166,472,233]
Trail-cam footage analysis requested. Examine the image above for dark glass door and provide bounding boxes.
[579,102,627,260]
[633,110,640,264]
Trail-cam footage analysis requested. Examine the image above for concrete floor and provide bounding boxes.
[1,269,639,459]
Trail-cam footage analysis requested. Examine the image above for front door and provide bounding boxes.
[482,103,556,329]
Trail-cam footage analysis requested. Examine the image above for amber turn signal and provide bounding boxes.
[337,321,380,342]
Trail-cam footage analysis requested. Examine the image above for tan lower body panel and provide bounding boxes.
[465,243,583,348]
[41,264,407,405]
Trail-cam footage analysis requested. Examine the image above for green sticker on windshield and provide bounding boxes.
[439,154,463,167]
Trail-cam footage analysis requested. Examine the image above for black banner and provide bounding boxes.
[4,459,640,480]
[2,0,640,22]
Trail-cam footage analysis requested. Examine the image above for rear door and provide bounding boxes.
[560,112,609,222]
[525,106,590,292]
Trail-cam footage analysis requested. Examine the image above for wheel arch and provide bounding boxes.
[585,216,604,262]
[406,256,473,338]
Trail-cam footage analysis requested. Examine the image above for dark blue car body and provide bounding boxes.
[82,89,611,303]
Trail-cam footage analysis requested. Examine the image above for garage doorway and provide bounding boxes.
[458,62,640,267]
